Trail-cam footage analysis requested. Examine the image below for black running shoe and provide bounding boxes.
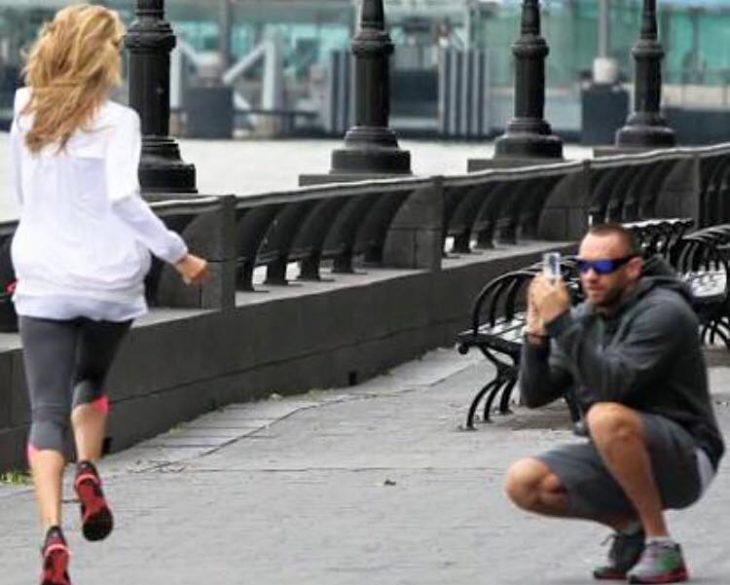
[593,529,645,580]
[40,526,70,585]
[74,460,113,542]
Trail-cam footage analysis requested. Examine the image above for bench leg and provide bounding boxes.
[482,376,508,422]
[466,378,500,430]
[497,377,517,415]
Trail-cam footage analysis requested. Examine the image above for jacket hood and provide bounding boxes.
[635,255,693,304]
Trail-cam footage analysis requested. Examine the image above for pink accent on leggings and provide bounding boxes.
[26,443,39,462]
[91,395,110,415]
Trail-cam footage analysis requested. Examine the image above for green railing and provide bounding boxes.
[473,0,730,88]
[2,1,729,90]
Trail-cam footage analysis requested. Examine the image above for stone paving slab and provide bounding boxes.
[0,348,728,585]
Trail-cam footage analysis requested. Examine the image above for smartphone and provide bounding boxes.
[542,252,561,282]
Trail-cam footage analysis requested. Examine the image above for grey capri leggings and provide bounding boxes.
[19,315,132,454]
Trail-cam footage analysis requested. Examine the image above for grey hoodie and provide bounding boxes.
[520,256,725,470]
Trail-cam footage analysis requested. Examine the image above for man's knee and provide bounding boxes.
[504,457,561,511]
[586,402,643,444]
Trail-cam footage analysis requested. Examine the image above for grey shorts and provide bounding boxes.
[536,412,703,520]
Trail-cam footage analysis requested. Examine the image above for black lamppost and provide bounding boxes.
[328,0,411,176]
[615,0,675,147]
[494,0,563,160]
[126,0,196,194]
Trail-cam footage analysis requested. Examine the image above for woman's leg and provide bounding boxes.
[28,450,66,529]
[70,319,131,542]
[70,319,131,461]
[70,397,108,463]
[18,316,78,532]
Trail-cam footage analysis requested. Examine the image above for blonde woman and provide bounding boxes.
[8,5,208,584]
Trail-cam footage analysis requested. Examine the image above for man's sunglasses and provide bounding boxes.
[575,255,637,275]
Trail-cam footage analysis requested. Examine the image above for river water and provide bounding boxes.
[0,134,592,222]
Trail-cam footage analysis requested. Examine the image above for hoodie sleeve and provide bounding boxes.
[519,338,574,408]
[545,295,694,403]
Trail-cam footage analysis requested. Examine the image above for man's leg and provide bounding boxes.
[505,451,649,581]
[585,402,667,538]
[504,457,635,530]
[585,403,692,583]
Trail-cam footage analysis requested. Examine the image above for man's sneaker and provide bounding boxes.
[74,460,113,541]
[40,526,70,585]
[627,540,689,584]
[593,529,645,580]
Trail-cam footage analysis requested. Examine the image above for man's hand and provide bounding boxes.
[526,280,546,337]
[530,274,571,326]
[175,253,209,285]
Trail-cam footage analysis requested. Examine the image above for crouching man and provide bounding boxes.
[504,224,724,583]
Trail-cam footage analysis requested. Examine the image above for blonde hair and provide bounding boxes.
[22,4,125,153]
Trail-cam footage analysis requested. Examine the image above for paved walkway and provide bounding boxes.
[1,348,729,585]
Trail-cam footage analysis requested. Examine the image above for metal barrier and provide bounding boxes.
[232,177,434,291]
[442,161,583,250]
[1,145,730,333]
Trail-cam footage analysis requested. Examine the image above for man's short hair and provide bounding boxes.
[586,223,641,256]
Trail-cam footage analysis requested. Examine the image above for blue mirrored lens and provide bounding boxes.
[577,257,629,275]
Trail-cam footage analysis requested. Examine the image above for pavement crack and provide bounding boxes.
[169,465,507,474]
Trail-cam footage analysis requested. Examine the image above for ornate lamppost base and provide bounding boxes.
[330,147,412,176]
[469,127,564,172]
[331,126,411,175]
[139,137,197,194]
[300,126,412,185]
[615,123,676,148]
[494,132,564,159]
[299,151,412,186]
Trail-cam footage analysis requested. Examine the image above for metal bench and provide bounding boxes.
[456,259,582,429]
[672,232,730,347]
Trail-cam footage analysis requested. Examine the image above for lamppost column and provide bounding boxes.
[615,0,675,147]
[494,0,563,160]
[126,0,197,194]
[329,0,411,175]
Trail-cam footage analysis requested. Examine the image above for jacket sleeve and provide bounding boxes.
[106,109,188,265]
[519,339,574,408]
[105,109,143,203]
[9,89,28,206]
[545,299,691,402]
[9,119,23,206]
[112,195,188,265]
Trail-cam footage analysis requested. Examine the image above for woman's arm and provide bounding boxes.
[106,108,208,284]
[112,196,208,284]
[9,119,23,206]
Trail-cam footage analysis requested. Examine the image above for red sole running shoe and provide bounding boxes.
[628,567,689,584]
[75,465,114,542]
[41,538,70,585]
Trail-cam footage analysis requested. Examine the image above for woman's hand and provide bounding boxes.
[174,253,209,285]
